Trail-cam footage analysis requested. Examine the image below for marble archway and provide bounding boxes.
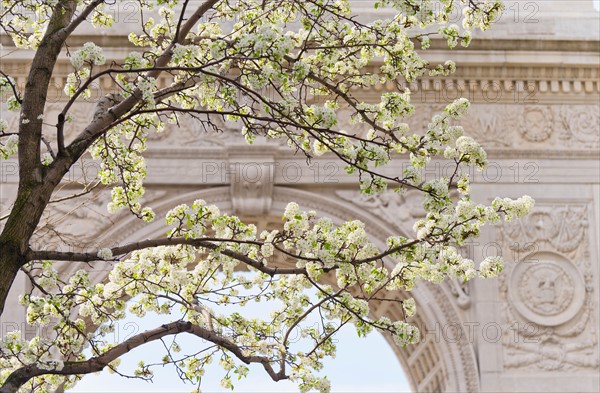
[59,186,480,393]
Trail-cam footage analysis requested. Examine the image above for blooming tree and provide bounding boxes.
[0,0,533,392]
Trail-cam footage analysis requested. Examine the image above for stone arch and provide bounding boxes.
[72,186,480,393]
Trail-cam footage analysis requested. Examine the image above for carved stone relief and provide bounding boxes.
[141,104,599,151]
[426,282,481,393]
[456,105,513,147]
[558,104,600,148]
[4,102,598,153]
[501,204,588,253]
[497,204,598,371]
[32,188,169,251]
[456,104,598,150]
[335,189,425,235]
[508,252,585,327]
[446,279,472,310]
[517,106,554,142]
[229,157,274,216]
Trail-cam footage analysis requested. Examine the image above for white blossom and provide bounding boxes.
[70,42,106,69]
[479,256,503,278]
[41,152,53,166]
[0,134,18,160]
[97,248,113,260]
[402,298,416,317]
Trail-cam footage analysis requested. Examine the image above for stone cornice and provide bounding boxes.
[1,60,597,106]
[3,35,599,52]
[2,31,598,104]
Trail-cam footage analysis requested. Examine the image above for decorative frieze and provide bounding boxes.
[456,104,600,150]
[2,102,598,158]
[1,59,598,103]
[558,105,600,148]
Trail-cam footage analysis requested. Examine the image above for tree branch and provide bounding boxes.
[25,237,309,276]
[26,234,422,277]
[59,0,220,180]
[0,320,286,393]
[20,0,104,180]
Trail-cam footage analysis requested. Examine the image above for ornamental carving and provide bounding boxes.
[508,253,585,327]
[229,157,275,216]
[4,102,590,152]
[517,106,554,142]
[446,278,472,310]
[458,104,599,150]
[459,106,513,147]
[335,189,424,234]
[499,204,588,253]
[558,104,600,148]
[426,282,480,393]
[497,203,598,371]
[520,263,573,316]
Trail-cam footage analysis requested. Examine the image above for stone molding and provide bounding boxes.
[3,102,597,171]
[1,59,597,104]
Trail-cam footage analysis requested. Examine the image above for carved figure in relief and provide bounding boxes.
[520,264,573,316]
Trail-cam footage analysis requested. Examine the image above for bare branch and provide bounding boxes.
[25,237,308,276]
[0,70,22,104]
[26,234,422,278]
[61,0,220,174]
[0,320,286,393]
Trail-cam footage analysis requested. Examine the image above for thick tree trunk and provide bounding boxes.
[0,185,52,316]
[0,243,21,318]
[0,0,78,317]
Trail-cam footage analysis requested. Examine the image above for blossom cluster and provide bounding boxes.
[479,256,503,278]
[0,77,15,97]
[89,115,156,222]
[70,42,106,69]
[0,134,18,160]
[0,76,21,111]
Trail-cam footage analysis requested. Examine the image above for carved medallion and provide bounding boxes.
[518,106,553,142]
[509,253,585,326]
